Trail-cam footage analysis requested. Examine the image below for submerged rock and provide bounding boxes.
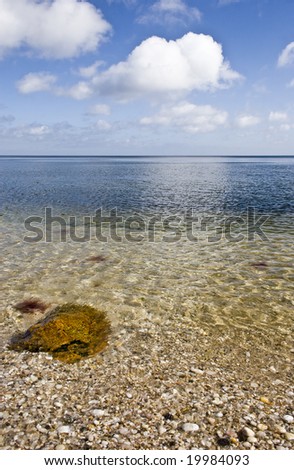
[9,303,110,363]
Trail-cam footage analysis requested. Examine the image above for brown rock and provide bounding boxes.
[9,303,110,363]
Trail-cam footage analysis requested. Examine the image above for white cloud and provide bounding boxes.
[78,61,104,79]
[63,82,93,100]
[27,125,50,136]
[92,33,242,100]
[278,42,294,67]
[17,72,57,94]
[288,79,294,88]
[138,0,201,25]
[236,115,261,128]
[13,123,51,139]
[0,0,111,59]
[88,104,111,115]
[141,101,228,133]
[269,111,288,122]
[96,120,112,131]
[17,73,93,100]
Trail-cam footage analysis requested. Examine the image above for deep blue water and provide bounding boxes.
[0,156,293,216]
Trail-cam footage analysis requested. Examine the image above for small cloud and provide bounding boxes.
[27,125,50,136]
[63,82,93,100]
[140,101,228,133]
[287,79,294,88]
[269,111,288,122]
[0,0,111,60]
[96,120,112,131]
[138,0,201,26]
[278,42,294,67]
[13,124,51,139]
[17,73,93,100]
[88,104,111,115]
[78,61,104,78]
[17,72,57,94]
[236,115,261,128]
[280,123,294,131]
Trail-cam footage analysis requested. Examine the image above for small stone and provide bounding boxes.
[260,396,271,405]
[126,393,132,399]
[92,409,105,418]
[36,424,48,434]
[207,417,216,425]
[269,366,277,373]
[163,413,173,421]
[238,427,255,441]
[55,445,67,450]
[216,412,223,418]
[285,432,294,441]
[243,442,251,448]
[247,436,258,443]
[119,427,129,436]
[282,415,293,424]
[256,431,267,439]
[190,367,204,375]
[58,426,72,434]
[274,425,286,434]
[217,437,231,447]
[213,398,222,405]
[257,424,268,431]
[182,423,199,432]
[30,375,38,383]
[158,425,166,435]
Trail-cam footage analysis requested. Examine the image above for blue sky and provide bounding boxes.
[0,0,293,155]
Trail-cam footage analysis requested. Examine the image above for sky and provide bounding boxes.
[0,0,293,156]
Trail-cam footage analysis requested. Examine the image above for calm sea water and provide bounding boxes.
[1,156,294,215]
[0,156,293,355]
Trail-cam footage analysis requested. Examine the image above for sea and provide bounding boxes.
[0,156,293,353]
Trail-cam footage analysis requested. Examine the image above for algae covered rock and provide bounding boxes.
[9,304,110,363]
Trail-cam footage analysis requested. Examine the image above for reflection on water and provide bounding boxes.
[0,157,293,355]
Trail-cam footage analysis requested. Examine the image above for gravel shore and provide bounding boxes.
[2,308,293,450]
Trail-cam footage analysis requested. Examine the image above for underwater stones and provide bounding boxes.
[9,303,111,364]
[14,298,48,314]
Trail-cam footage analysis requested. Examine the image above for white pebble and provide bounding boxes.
[182,423,199,432]
[36,424,47,434]
[247,436,257,443]
[58,426,71,434]
[257,424,268,431]
[119,427,129,436]
[282,415,293,424]
[190,367,204,375]
[92,409,105,418]
[285,432,294,441]
[158,425,166,435]
[243,427,255,438]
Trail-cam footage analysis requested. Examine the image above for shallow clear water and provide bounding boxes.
[0,157,293,354]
